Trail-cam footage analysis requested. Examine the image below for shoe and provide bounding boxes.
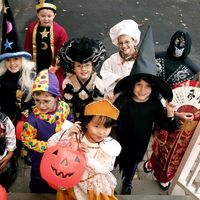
[158,181,171,191]
[143,160,152,173]
[121,184,132,195]
[152,173,171,191]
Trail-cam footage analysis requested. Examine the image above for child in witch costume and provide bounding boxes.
[21,67,71,193]
[48,99,121,200]
[100,19,141,100]
[0,0,36,164]
[58,37,106,121]
[113,26,179,195]
[24,0,69,73]
[0,112,17,191]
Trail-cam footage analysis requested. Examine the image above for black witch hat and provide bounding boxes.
[114,25,173,101]
[0,0,32,61]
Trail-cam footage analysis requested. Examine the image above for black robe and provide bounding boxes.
[114,94,178,177]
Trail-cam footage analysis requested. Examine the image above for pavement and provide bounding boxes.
[1,0,200,67]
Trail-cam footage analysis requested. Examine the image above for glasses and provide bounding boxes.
[74,62,93,69]
[118,40,134,46]
[34,98,54,107]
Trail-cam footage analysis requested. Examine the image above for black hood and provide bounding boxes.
[167,30,191,59]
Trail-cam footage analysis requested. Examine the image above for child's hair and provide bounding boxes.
[128,76,160,100]
[33,90,57,98]
[0,57,36,102]
[80,115,117,139]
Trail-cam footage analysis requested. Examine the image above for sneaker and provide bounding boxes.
[143,160,152,173]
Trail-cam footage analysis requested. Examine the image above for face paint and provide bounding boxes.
[174,46,185,57]
[174,33,185,57]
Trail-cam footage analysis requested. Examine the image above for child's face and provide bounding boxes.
[85,116,112,143]
[37,9,56,27]
[74,61,93,83]
[5,57,22,73]
[33,92,57,114]
[117,35,137,56]
[132,79,152,102]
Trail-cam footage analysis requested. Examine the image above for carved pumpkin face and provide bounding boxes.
[0,185,7,200]
[40,144,86,189]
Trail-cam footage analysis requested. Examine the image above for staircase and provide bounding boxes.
[8,193,194,200]
[8,160,195,200]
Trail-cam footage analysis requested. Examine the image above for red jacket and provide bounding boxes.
[24,21,69,66]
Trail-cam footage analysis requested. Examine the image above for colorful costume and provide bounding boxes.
[56,135,121,200]
[21,68,70,193]
[0,0,35,124]
[146,30,200,188]
[58,37,106,120]
[48,99,121,200]
[24,21,68,72]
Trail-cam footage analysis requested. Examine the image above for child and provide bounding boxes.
[48,99,121,200]
[21,67,71,193]
[155,30,198,87]
[100,19,141,100]
[0,112,17,191]
[0,0,36,164]
[58,37,106,120]
[142,30,200,191]
[0,0,36,124]
[113,26,179,195]
[24,0,69,72]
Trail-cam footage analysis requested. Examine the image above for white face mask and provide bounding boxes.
[174,46,185,57]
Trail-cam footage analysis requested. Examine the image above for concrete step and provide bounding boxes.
[7,193,194,200]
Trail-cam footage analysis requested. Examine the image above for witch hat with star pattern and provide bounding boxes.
[0,0,31,61]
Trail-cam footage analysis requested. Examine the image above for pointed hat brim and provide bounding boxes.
[114,73,173,101]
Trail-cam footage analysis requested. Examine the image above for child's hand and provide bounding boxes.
[165,100,176,118]
[0,151,13,172]
[175,112,194,121]
[68,121,82,136]
[21,109,29,118]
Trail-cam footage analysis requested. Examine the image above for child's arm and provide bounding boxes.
[0,117,16,171]
[86,138,121,174]
[5,117,16,152]
[165,100,176,118]
[48,121,81,147]
[0,151,14,171]
[21,122,47,153]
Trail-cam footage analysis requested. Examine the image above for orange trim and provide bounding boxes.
[32,22,39,63]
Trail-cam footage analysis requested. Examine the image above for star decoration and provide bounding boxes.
[4,6,9,14]
[40,28,49,39]
[4,39,13,50]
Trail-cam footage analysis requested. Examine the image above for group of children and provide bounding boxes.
[0,0,199,199]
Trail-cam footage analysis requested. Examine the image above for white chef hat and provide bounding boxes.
[109,19,141,46]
